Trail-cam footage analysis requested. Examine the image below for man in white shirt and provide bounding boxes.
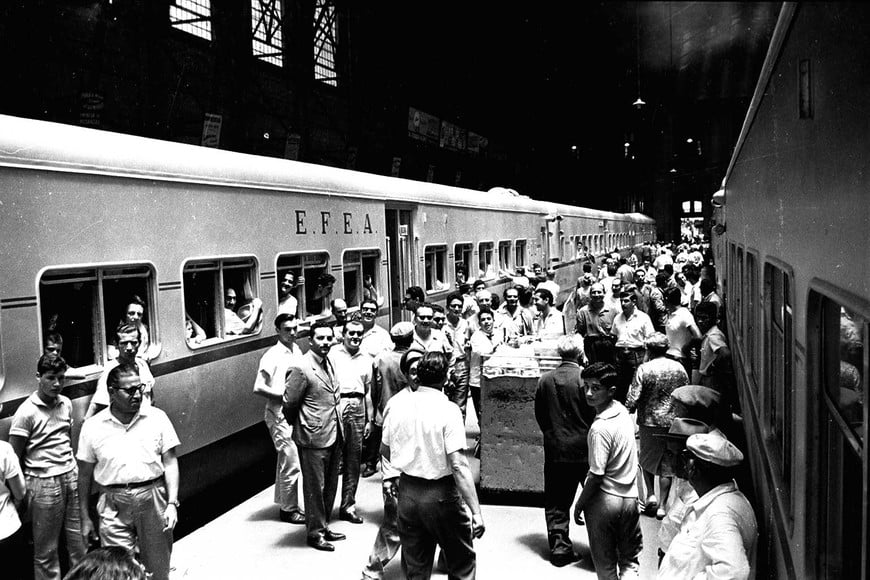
[610,291,655,403]
[533,288,566,338]
[382,352,485,579]
[252,313,305,524]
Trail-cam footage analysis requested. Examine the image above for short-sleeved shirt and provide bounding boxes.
[699,326,729,375]
[666,307,699,359]
[382,386,466,480]
[329,345,373,396]
[587,401,638,498]
[444,318,471,359]
[225,308,247,335]
[576,305,615,337]
[611,309,655,349]
[497,304,534,336]
[92,358,155,408]
[411,329,454,357]
[626,357,688,427]
[10,393,76,477]
[533,308,566,338]
[0,441,22,540]
[277,295,298,316]
[77,406,180,486]
[360,325,394,358]
[256,341,302,413]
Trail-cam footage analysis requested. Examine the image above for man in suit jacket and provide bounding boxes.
[534,335,597,567]
[283,321,346,551]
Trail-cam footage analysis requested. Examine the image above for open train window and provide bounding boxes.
[812,290,867,578]
[745,251,759,383]
[454,243,473,283]
[423,245,449,293]
[183,257,261,347]
[498,241,512,274]
[39,264,157,371]
[478,242,496,280]
[343,249,381,308]
[277,252,332,321]
[764,262,793,502]
[514,239,527,269]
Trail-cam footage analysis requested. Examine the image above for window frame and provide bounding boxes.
[313,0,339,86]
[422,244,449,294]
[514,239,527,269]
[251,0,285,67]
[478,241,496,281]
[342,248,381,309]
[498,240,512,275]
[454,242,473,283]
[276,251,332,323]
[38,262,158,373]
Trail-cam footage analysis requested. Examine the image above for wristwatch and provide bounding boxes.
[168,500,180,508]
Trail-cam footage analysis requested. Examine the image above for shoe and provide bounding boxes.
[307,537,335,552]
[550,552,579,568]
[361,464,378,478]
[656,507,667,520]
[575,513,585,526]
[339,510,364,524]
[643,495,659,516]
[279,510,306,524]
[324,529,346,542]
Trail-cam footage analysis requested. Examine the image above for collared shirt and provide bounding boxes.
[0,441,22,539]
[443,317,471,359]
[626,356,688,427]
[382,386,466,480]
[10,392,76,477]
[496,304,534,336]
[92,358,155,408]
[328,344,373,396]
[77,406,180,486]
[611,309,655,348]
[360,324,394,358]
[256,341,302,413]
[411,329,453,357]
[658,481,757,580]
[587,401,638,498]
[469,329,506,388]
[576,304,615,337]
[699,325,729,376]
[277,295,298,316]
[533,308,566,338]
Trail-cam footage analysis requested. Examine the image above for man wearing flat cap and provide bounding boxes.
[658,432,758,579]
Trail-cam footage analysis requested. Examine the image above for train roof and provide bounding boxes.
[0,114,651,224]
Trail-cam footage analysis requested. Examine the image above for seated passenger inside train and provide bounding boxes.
[224,287,263,335]
[305,272,336,318]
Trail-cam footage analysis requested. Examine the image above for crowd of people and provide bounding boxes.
[0,240,756,580]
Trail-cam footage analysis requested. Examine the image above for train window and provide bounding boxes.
[170,0,213,41]
[745,252,759,382]
[478,242,496,280]
[343,249,381,306]
[454,243,473,282]
[39,264,156,371]
[813,291,867,578]
[498,241,512,274]
[736,247,744,336]
[423,245,449,293]
[183,257,262,346]
[514,239,527,268]
[764,262,793,498]
[276,252,332,321]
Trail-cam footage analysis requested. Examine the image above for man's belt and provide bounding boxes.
[340,392,364,398]
[102,475,164,490]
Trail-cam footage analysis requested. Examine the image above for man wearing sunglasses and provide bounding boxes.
[77,363,181,580]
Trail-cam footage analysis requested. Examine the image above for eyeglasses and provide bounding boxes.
[361,306,378,312]
[111,383,145,396]
[416,315,433,320]
[345,330,364,337]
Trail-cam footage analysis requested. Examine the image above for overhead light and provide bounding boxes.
[633,97,646,108]
[624,142,631,148]
[632,4,645,109]
[686,138,693,143]
[571,145,578,151]
[669,168,677,173]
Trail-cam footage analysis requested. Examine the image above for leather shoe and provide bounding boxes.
[279,510,306,524]
[361,464,378,478]
[307,537,335,552]
[339,510,364,524]
[323,529,346,542]
[550,552,579,568]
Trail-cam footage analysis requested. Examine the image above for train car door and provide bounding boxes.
[386,208,414,323]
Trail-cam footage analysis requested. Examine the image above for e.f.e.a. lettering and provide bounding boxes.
[295,210,374,235]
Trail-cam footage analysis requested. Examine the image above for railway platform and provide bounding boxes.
[170,409,664,579]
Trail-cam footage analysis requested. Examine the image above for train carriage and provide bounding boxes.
[711,4,869,579]
[0,113,654,500]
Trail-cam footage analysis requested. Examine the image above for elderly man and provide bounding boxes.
[77,363,180,580]
[329,298,349,341]
[576,283,615,364]
[283,322,346,551]
[252,314,305,524]
[534,335,596,567]
[382,352,485,579]
[658,432,757,579]
[328,319,374,524]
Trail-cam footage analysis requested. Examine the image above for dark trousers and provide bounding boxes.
[339,397,366,512]
[469,386,481,423]
[0,527,29,580]
[362,423,382,470]
[398,474,476,580]
[445,358,470,419]
[297,441,341,541]
[544,461,589,558]
[614,348,645,404]
[584,335,615,365]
